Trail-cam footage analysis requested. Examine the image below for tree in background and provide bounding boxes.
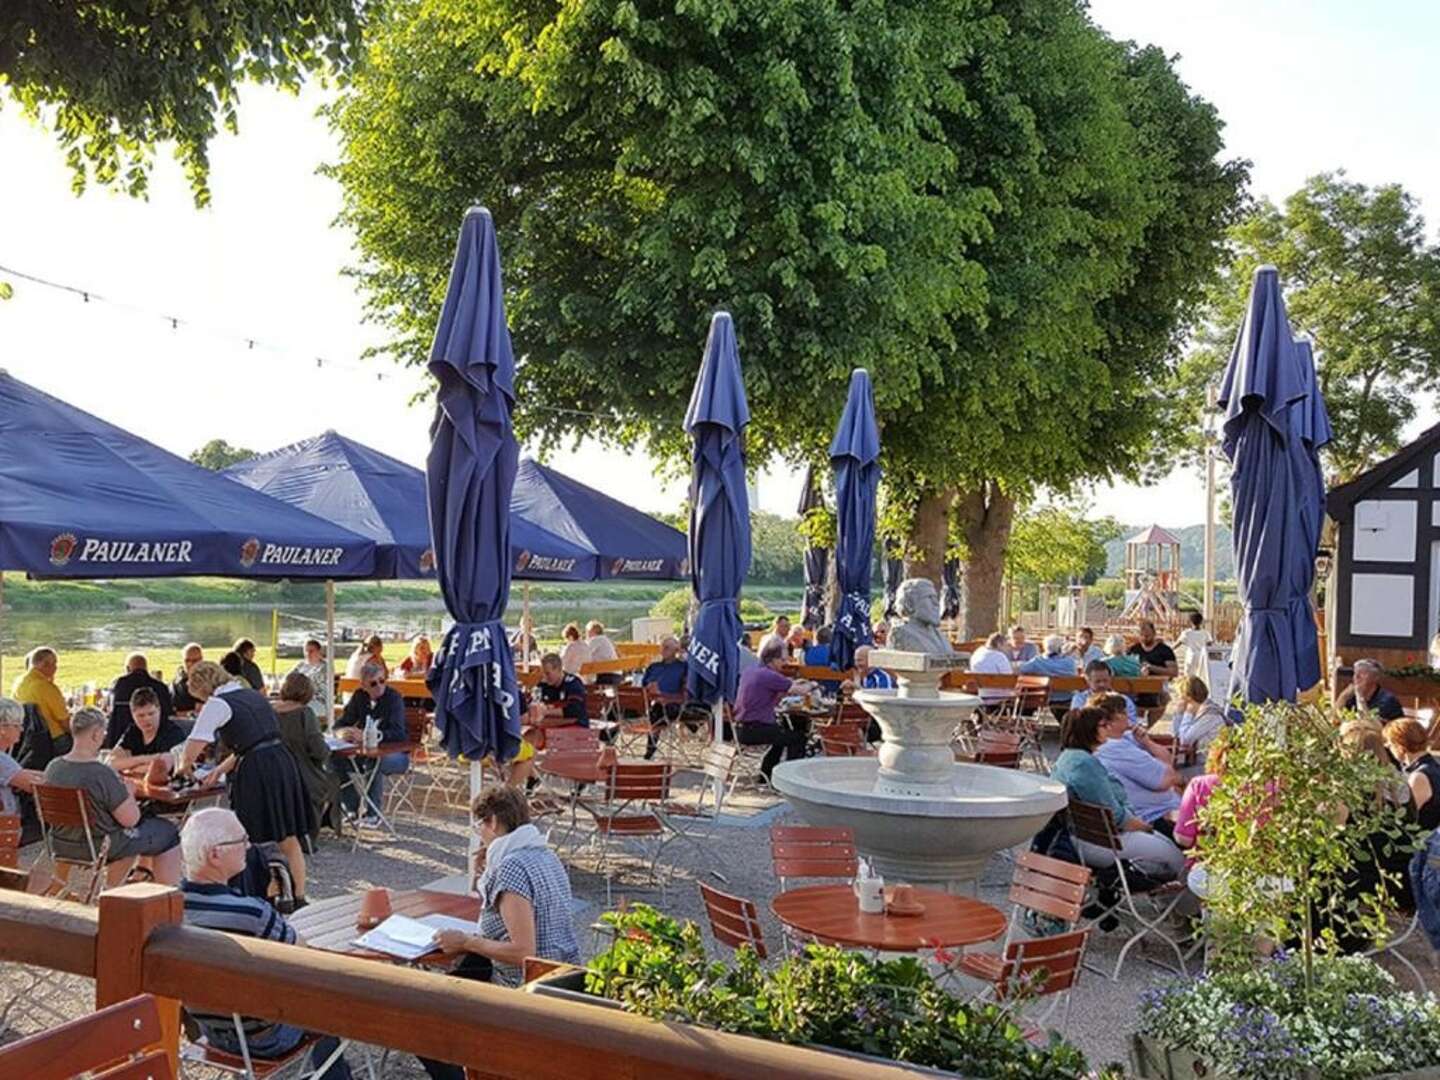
[1005,506,1121,589]
[329,0,1244,638]
[656,507,805,586]
[190,439,256,471]
[1174,173,1440,484]
[0,2,363,204]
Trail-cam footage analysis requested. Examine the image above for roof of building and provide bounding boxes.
[1326,419,1440,519]
[1126,524,1181,546]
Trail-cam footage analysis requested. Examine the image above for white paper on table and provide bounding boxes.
[354,914,442,959]
[416,913,479,935]
[324,735,351,751]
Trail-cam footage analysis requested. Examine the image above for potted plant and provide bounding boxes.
[1131,702,1430,1077]
[529,904,1120,1079]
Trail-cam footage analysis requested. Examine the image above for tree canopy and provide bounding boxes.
[189,438,256,471]
[328,0,1245,631]
[1174,172,1440,483]
[1005,506,1121,586]
[1,1,364,203]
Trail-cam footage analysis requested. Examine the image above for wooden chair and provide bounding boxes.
[0,812,20,870]
[698,881,769,959]
[659,743,738,881]
[584,687,616,727]
[956,851,1091,985]
[769,824,858,892]
[181,1018,349,1079]
[818,722,872,757]
[545,726,602,754]
[1067,799,1187,980]
[968,929,1092,1039]
[382,709,429,819]
[34,782,131,904]
[590,761,676,904]
[0,993,175,1080]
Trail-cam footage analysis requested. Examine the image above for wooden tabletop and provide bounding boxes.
[770,884,1005,951]
[536,751,642,784]
[338,676,433,699]
[329,740,420,759]
[289,888,481,965]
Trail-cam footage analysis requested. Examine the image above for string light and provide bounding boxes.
[0,260,620,423]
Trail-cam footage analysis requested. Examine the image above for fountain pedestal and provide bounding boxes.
[771,647,1066,892]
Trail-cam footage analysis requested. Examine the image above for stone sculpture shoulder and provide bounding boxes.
[889,578,954,655]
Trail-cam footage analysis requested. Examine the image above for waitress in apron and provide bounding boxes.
[180,660,315,903]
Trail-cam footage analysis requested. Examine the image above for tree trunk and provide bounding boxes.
[954,482,1016,639]
[904,488,954,586]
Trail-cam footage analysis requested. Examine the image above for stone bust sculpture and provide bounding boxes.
[888,578,954,655]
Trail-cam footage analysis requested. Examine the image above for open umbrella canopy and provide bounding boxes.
[0,371,376,578]
[683,312,752,705]
[796,464,828,630]
[225,430,596,581]
[425,208,522,762]
[829,369,881,670]
[1219,265,1309,704]
[511,457,687,579]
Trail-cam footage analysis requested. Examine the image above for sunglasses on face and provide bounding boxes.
[214,837,250,851]
[367,678,387,688]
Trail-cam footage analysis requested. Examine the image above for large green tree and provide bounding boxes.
[1005,506,1121,587]
[1174,173,1440,484]
[1,1,364,203]
[329,0,1244,636]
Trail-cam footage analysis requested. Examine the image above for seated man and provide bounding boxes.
[172,643,205,714]
[1127,619,1178,711]
[12,646,71,755]
[109,687,188,773]
[851,645,894,690]
[1092,694,1181,832]
[731,641,813,781]
[232,638,266,691]
[105,652,174,748]
[1006,625,1038,664]
[43,707,181,884]
[756,615,792,659]
[802,626,842,695]
[1070,661,1171,765]
[584,621,622,686]
[178,808,352,1078]
[968,632,1013,708]
[1336,658,1404,721]
[0,697,44,845]
[639,636,691,759]
[524,653,588,747]
[1068,627,1105,668]
[1019,634,1080,705]
[330,662,409,823]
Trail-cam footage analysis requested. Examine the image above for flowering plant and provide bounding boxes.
[1137,952,1440,1078]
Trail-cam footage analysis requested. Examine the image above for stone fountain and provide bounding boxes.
[771,579,1067,892]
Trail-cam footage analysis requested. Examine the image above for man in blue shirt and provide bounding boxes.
[850,645,895,691]
[534,654,588,726]
[1092,701,1181,828]
[1069,659,1138,725]
[1020,634,1080,705]
[802,626,842,694]
[640,637,690,759]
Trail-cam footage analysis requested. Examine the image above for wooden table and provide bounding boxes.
[289,888,481,967]
[535,751,642,786]
[330,740,420,847]
[338,676,433,701]
[771,884,1005,952]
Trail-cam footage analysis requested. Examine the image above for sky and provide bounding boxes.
[2,1,1437,528]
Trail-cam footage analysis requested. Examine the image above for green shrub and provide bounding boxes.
[583,905,1105,1078]
[650,587,772,632]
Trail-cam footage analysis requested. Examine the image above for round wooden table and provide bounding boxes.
[771,884,1006,951]
[536,752,646,785]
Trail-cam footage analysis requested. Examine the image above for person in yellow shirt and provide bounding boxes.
[12,646,70,745]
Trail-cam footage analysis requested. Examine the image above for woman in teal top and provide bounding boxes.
[1053,707,1184,880]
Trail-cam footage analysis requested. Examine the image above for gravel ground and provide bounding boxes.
[4,749,1437,1077]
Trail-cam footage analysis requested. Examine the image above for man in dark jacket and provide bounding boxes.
[104,652,173,748]
[331,662,409,821]
[172,642,204,713]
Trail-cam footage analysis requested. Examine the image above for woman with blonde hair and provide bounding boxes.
[1173,676,1226,757]
[345,634,388,680]
[559,622,589,678]
[398,634,434,678]
[180,661,314,901]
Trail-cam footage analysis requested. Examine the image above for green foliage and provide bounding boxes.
[1173,172,1440,483]
[189,438,257,471]
[584,905,1099,1078]
[796,505,836,552]
[327,1,1244,530]
[1005,506,1121,586]
[748,512,805,585]
[1139,953,1440,1079]
[650,586,771,631]
[0,2,364,204]
[1197,702,1421,990]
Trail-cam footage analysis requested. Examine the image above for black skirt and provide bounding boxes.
[230,741,315,844]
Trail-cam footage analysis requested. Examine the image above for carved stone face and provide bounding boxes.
[897,579,940,627]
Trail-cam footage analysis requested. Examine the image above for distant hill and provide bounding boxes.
[1104,523,1234,581]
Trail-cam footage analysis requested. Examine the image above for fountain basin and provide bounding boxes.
[771,757,1067,892]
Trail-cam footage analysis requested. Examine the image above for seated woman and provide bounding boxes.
[272,672,341,839]
[42,707,181,885]
[1172,676,1227,760]
[1385,717,1440,832]
[397,634,434,678]
[1051,706,1184,882]
[558,623,590,678]
[434,784,581,983]
[108,687,187,773]
[1103,634,1142,678]
[1173,732,1232,897]
[345,635,388,681]
[1333,719,1415,945]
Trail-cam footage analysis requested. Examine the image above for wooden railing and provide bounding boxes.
[0,883,921,1079]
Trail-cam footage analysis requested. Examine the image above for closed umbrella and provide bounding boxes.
[830,370,881,671]
[1287,335,1332,693]
[797,464,828,630]
[425,207,522,763]
[941,558,963,622]
[882,547,904,621]
[1219,265,1308,704]
[683,311,752,712]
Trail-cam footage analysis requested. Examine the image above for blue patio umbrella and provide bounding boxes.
[882,546,904,620]
[1287,335,1333,693]
[425,207,522,762]
[1219,265,1308,705]
[830,370,881,671]
[683,312,752,706]
[941,558,963,622]
[796,464,828,630]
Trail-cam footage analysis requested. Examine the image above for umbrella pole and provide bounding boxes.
[522,583,532,672]
[324,580,336,725]
[711,701,726,807]
[0,573,5,689]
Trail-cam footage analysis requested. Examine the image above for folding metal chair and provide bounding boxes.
[381,710,426,820]
[181,1012,356,1079]
[33,782,133,904]
[698,881,769,959]
[954,851,1091,986]
[589,761,677,904]
[818,721,872,757]
[1066,798,1187,979]
[967,929,1092,1040]
[0,812,20,869]
[658,742,737,881]
[1364,909,1430,991]
[999,676,1053,773]
[770,824,858,892]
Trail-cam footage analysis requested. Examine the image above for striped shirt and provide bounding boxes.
[180,880,295,1042]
